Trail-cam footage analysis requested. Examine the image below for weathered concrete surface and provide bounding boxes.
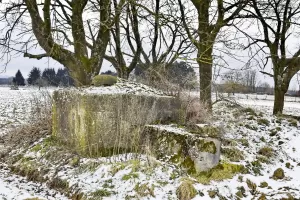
[52,89,180,156]
[141,125,221,172]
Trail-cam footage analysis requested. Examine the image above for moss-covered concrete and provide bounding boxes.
[141,125,221,172]
[52,90,180,157]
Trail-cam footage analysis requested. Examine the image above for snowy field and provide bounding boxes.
[0,86,54,135]
[0,86,300,199]
[0,86,67,199]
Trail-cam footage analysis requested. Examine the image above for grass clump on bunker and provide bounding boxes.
[92,75,117,87]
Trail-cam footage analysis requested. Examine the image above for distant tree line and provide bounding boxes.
[27,67,75,87]
[8,67,75,87]
[7,68,120,87]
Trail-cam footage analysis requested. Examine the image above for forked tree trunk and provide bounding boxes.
[273,85,286,115]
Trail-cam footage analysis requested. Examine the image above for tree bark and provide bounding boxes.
[117,68,130,79]
[68,64,91,86]
[198,60,212,109]
[273,86,286,115]
[198,41,214,109]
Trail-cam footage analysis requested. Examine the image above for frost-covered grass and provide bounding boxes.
[16,100,300,199]
[0,163,67,200]
[1,87,300,199]
[0,86,54,135]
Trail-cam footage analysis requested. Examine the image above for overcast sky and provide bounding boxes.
[1,1,300,91]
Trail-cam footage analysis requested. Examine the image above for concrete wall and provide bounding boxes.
[141,125,221,173]
[52,90,180,156]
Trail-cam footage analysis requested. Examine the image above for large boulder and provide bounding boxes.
[52,83,180,156]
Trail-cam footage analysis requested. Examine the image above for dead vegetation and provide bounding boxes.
[0,90,52,159]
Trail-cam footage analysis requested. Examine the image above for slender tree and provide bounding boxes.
[178,0,248,109]
[241,0,300,114]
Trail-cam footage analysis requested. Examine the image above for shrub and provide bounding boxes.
[243,107,257,116]
[259,181,268,188]
[257,118,270,126]
[92,75,117,86]
[221,147,244,162]
[272,168,285,180]
[258,146,273,157]
[178,93,211,125]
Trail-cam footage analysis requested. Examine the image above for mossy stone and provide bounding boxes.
[92,75,117,86]
[272,168,285,180]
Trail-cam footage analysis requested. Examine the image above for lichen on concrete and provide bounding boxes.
[52,89,180,157]
[141,125,221,173]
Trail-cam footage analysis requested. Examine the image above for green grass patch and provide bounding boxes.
[122,172,139,181]
[195,163,247,184]
[221,147,244,162]
[257,118,270,126]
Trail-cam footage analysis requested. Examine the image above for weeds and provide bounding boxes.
[176,180,197,200]
[221,147,244,162]
[258,147,274,157]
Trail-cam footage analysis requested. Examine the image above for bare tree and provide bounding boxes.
[177,0,248,109]
[243,70,257,93]
[105,0,194,79]
[241,0,300,114]
[0,0,124,86]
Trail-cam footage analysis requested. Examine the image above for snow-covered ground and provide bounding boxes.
[1,86,300,199]
[0,86,68,199]
[0,86,54,135]
[0,163,67,199]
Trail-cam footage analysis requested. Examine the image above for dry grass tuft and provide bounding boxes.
[176,180,197,200]
[178,92,211,125]
[0,90,52,159]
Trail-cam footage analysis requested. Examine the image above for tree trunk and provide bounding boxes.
[273,86,286,115]
[198,61,212,109]
[68,64,91,86]
[117,68,129,79]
